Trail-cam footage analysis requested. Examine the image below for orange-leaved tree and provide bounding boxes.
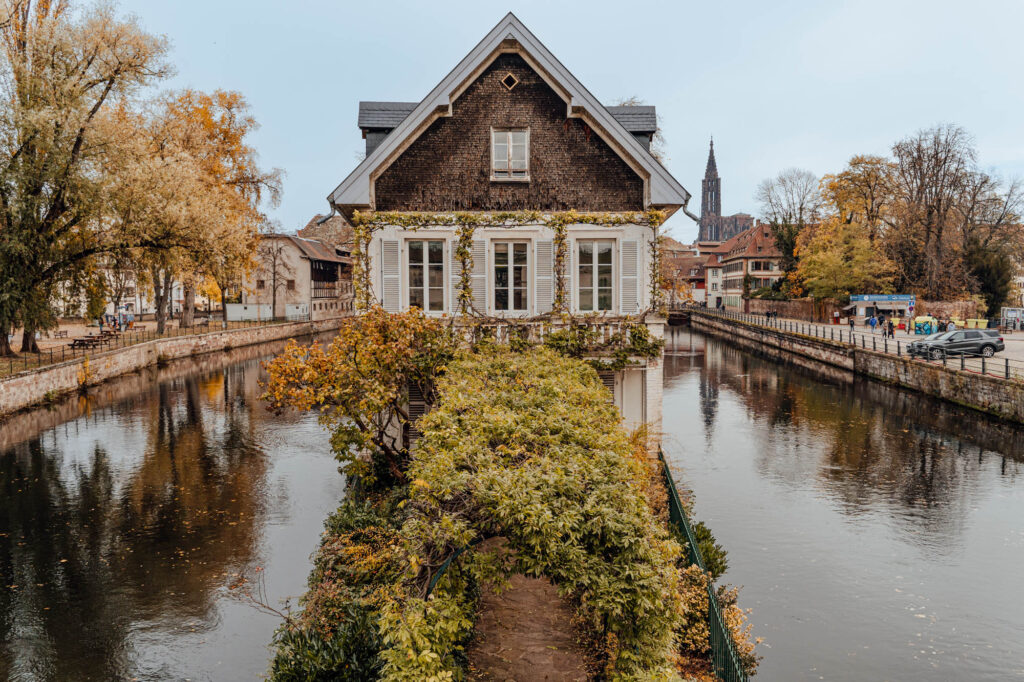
[262,307,457,487]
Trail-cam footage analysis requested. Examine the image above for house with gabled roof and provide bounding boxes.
[320,13,694,431]
[718,223,784,311]
[238,234,353,321]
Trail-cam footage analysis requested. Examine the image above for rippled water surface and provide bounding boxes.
[0,340,344,681]
[662,327,1024,681]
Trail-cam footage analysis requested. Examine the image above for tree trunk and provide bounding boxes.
[182,282,196,328]
[152,267,168,335]
[0,322,13,357]
[20,323,39,353]
[218,281,229,328]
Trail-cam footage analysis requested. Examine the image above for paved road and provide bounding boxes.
[707,311,1024,380]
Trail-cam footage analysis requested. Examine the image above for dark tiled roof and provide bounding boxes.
[604,105,657,133]
[267,234,350,264]
[358,101,418,129]
[357,101,657,133]
[299,214,355,252]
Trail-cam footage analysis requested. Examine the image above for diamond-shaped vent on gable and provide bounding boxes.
[501,72,519,91]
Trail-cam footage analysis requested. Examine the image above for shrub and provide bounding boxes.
[380,347,686,680]
[268,496,404,681]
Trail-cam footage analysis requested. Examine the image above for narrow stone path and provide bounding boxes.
[466,572,590,681]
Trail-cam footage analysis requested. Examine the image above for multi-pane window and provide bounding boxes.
[491,129,528,180]
[577,240,613,312]
[494,242,528,311]
[408,240,444,312]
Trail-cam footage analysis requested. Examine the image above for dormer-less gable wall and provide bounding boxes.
[374,54,644,212]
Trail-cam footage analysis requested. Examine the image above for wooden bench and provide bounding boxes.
[54,330,69,339]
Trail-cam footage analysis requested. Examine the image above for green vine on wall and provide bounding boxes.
[350,209,667,316]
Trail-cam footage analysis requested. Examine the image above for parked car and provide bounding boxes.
[907,329,1005,359]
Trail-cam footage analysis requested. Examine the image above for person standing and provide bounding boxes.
[869,315,877,333]
[887,319,895,338]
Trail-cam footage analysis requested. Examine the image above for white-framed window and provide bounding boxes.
[408,240,444,312]
[577,240,613,312]
[493,241,528,312]
[491,129,529,180]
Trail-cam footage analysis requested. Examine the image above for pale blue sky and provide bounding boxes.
[117,0,1024,242]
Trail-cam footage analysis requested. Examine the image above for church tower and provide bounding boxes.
[699,139,722,241]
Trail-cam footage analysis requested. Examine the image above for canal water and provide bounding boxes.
[0,338,345,681]
[663,327,1024,681]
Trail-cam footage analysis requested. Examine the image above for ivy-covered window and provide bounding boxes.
[408,240,444,312]
[578,240,613,312]
[494,241,528,311]
[491,129,529,180]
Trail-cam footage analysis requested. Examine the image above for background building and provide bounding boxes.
[697,139,754,243]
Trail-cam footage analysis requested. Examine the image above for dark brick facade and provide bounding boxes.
[374,54,644,212]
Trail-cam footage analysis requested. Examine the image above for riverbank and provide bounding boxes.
[690,310,1024,424]
[0,317,348,418]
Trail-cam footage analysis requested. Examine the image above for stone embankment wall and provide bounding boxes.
[691,312,1024,424]
[0,319,345,417]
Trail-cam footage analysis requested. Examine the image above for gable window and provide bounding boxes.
[577,240,613,312]
[494,242,528,311]
[408,240,444,312]
[491,129,529,180]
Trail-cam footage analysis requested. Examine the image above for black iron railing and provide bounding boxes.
[660,449,749,682]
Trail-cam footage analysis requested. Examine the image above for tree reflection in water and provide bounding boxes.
[0,365,267,680]
[662,327,1024,681]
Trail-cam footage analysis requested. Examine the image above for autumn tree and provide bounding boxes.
[822,155,894,243]
[262,307,458,488]
[796,217,895,300]
[161,89,281,328]
[0,1,170,354]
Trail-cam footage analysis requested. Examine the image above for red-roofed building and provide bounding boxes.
[716,223,783,311]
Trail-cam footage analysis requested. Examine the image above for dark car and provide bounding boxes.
[907,329,1005,359]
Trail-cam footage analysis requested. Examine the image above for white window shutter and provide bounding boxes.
[620,240,639,315]
[471,240,487,314]
[450,241,462,314]
[535,240,554,314]
[381,240,400,312]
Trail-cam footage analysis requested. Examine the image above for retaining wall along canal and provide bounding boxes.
[690,312,1024,424]
[0,318,346,417]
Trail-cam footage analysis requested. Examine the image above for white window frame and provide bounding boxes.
[405,238,446,313]
[491,240,531,315]
[490,128,530,182]
[575,238,615,313]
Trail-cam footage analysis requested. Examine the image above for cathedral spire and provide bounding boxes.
[700,137,721,227]
[705,137,718,178]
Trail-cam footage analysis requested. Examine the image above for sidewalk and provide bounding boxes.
[704,309,1024,382]
[767,314,1024,363]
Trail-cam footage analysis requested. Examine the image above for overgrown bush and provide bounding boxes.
[269,496,404,681]
[381,347,686,680]
[262,307,458,488]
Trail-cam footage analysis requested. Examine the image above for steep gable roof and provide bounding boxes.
[720,224,782,261]
[330,13,690,215]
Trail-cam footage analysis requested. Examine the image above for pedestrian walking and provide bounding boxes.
[848,316,855,334]
[887,319,894,338]
[869,316,877,333]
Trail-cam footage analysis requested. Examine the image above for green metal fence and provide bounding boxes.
[660,449,749,682]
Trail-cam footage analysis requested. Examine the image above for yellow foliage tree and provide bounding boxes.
[796,216,895,300]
